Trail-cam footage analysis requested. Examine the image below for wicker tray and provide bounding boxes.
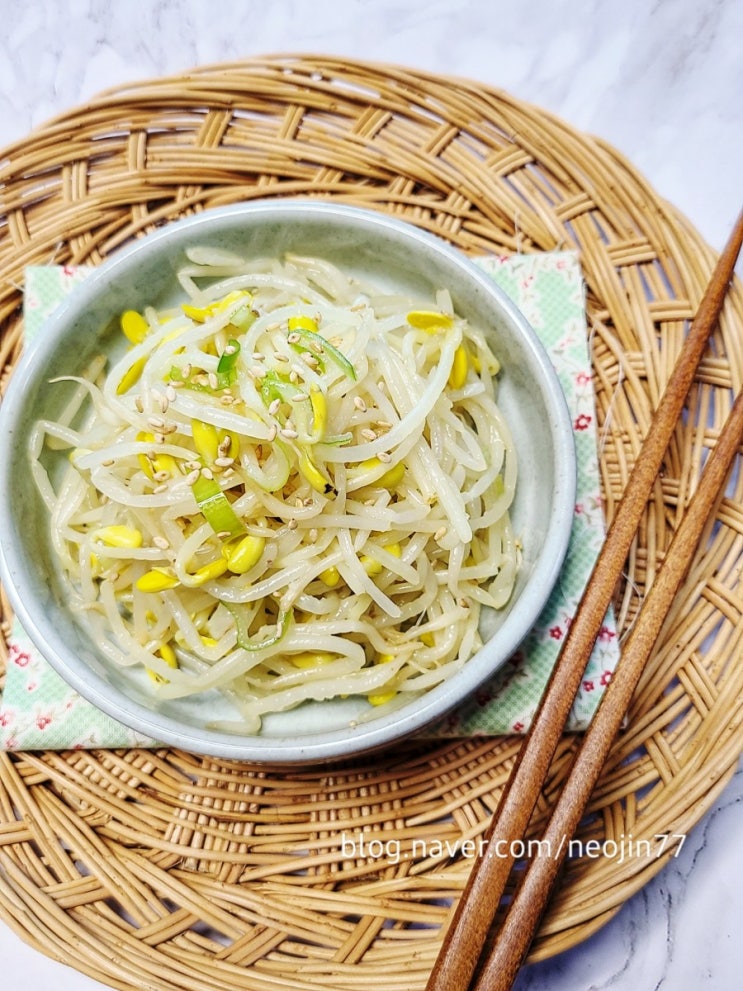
[1,55,741,991]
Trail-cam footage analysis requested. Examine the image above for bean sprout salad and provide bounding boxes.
[31,248,518,733]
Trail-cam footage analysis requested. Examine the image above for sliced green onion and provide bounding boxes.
[287,320,356,381]
[191,475,245,538]
[225,605,294,651]
[228,304,256,332]
[216,339,241,387]
[169,365,214,393]
[260,369,304,406]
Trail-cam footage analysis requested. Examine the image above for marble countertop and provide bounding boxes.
[0,1,740,989]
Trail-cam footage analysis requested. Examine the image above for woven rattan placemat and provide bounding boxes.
[0,55,741,991]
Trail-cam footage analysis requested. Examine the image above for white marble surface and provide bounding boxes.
[0,1,741,989]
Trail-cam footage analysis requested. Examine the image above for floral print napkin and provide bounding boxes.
[0,252,619,749]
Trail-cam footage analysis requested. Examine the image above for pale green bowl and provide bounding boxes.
[0,202,575,762]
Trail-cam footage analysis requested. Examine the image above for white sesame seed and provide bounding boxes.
[251,351,265,361]
[101,458,115,467]
[360,428,377,441]
[287,518,298,530]
[291,392,309,403]
[148,416,165,430]
[434,526,448,541]
[134,397,144,413]
[353,396,367,412]
[268,398,281,415]
[208,372,219,391]
[309,528,318,542]
[250,365,265,379]
[220,395,235,405]
[165,385,177,403]
[287,332,301,344]
[200,466,214,480]
[152,536,170,550]
[275,352,289,363]
[223,344,237,355]
[214,456,235,468]
[280,427,298,439]
[266,425,277,442]
[182,363,192,379]
[153,483,169,494]
[377,451,392,463]
[375,420,393,429]
[184,468,201,485]
[153,470,171,482]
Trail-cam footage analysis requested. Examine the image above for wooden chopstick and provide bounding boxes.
[425,207,743,991]
[473,375,743,991]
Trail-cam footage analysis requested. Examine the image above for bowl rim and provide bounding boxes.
[0,200,577,762]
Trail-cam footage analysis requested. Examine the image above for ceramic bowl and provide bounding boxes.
[0,201,575,762]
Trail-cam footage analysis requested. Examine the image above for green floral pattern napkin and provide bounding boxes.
[0,253,619,749]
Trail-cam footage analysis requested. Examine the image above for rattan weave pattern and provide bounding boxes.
[0,55,741,991]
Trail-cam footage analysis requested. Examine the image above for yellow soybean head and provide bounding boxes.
[406,310,453,332]
[368,689,397,706]
[360,457,405,489]
[158,642,178,667]
[136,433,178,479]
[298,449,334,495]
[120,309,149,344]
[290,651,336,669]
[191,419,219,462]
[448,343,469,389]
[136,568,181,593]
[371,652,399,707]
[288,314,319,333]
[319,565,340,587]
[146,641,178,684]
[182,290,249,323]
[361,542,402,576]
[309,385,327,440]
[182,557,229,587]
[117,355,147,394]
[93,525,143,549]
[223,534,265,574]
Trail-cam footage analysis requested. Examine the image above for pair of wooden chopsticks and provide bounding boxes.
[426,207,743,991]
